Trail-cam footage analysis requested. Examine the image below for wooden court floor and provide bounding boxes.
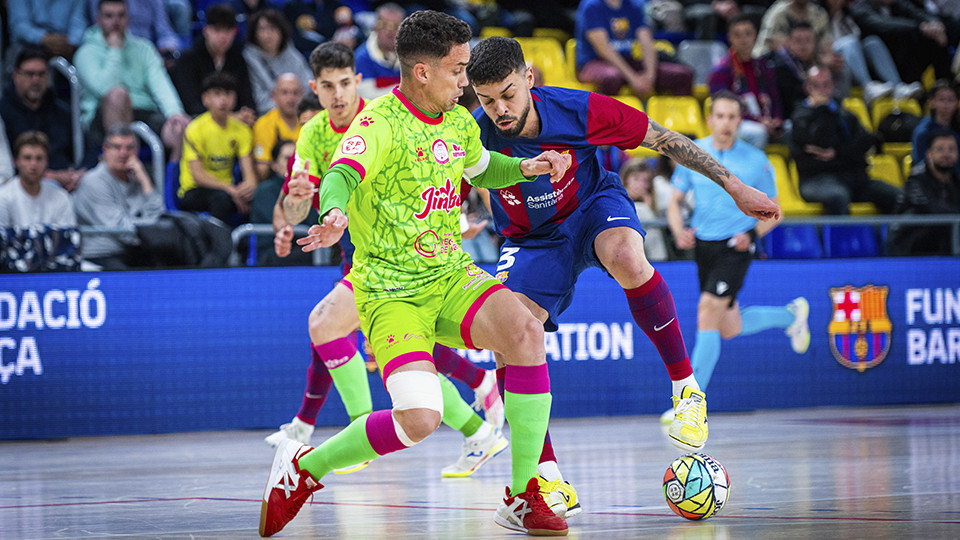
[2,405,959,539]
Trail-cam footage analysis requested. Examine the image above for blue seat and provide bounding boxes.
[765,226,823,259]
[164,161,181,211]
[823,225,880,258]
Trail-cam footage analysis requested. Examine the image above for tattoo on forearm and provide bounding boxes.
[285,198,311,223]
[641,121,728,189]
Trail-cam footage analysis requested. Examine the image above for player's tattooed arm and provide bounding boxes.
[282,195,312,225]
[640,119,730,189]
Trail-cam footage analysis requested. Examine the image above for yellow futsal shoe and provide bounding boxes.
[333,460,372,475]
[539,475,582,519]
[668,386,708,451]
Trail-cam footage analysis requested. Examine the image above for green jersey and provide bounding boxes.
[319,88,528,299]
[292,98,366,179]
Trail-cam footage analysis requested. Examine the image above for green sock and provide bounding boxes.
[439,375,483,437]
[297,413,380,481]
[505,390,551,496]
[329,352,373,421]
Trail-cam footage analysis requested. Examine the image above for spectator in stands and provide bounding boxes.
[912,80,960,176]
[252,74,304,180]
[620,158,669,261]
[790,66,900,214]
[821,0,920,104]
[0,119,11,183]
[250,138,317,264]
[178,73,257,223]
[708,15,784,149]
[244,9,314,116]
[0,47,85,191]
[458,0,536,38]
[297,93,323,124]
[850,0,953,84]
[331,5,364,49]
[0,132,76,228]
[283,0,345,56]
[682,0,769,41]
[891,129,960,255]
[7,0,88,62]
[173,3,256,125]
[575,0,694,97]
[355,3,404,100]
[767,22,849,120]
[86,0,184,68]
[754,0,834,57]
[74,0,191,162]
[72,124,165,269]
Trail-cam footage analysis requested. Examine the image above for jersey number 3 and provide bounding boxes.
[496,246,520,273]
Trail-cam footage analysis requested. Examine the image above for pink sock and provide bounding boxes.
[296,345,333,424]
[365,409,407,455]
[625,270,692,380]
[314,338,358,369]
[433,344,484,388]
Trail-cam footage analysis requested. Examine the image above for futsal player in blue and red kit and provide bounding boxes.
[466,37,781,517]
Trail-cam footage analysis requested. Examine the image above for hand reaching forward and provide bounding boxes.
[731,183,781,221]
[287,160,317,203]
[520,150,572,182]
[297,208,349,252]
[274,224,293,258]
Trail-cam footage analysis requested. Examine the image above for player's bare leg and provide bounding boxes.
[470,289,568,536]
[594,227,707,451]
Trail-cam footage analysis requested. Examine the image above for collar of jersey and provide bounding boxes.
[392,88,443,125]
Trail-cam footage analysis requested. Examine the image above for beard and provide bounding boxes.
[930,159,957,175]
[494,97,532,138]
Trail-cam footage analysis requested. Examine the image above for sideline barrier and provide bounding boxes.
[0,258,957,439]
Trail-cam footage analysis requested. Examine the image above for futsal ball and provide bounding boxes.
[662,453,730,520]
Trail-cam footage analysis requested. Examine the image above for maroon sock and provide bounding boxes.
[296,345,333,424]
[624,270,692,380]
[432,344,484,388]
[499,366,557,464]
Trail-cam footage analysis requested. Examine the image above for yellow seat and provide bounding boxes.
[646,96,708,138]
[870,97,922,130]
[882,142,912,162]
[515,37,568,86]
[765,143,790,160]
[692,84,710,102]
[842,97,872,131]
[631,40,676,60]
[532,27,571,44]
[564,39,596,92]
[903,154,913,178]
[767,154,823,216]
[868,153,904,187]
[480,26,512,39]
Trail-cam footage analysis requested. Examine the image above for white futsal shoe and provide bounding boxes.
[264,417,314,448]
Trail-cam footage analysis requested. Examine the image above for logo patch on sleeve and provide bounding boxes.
[341,135,367,155]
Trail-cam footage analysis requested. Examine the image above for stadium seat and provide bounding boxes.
[480,26,512,38]
[532,27,571,43]
[868,153,904,187]
[842,97,872,131]
[564,39,596,92]
[822,225,880,257]
[870,97,922,131]
[767,154,822,216]
[765,225,823,259]
[646,96,708,138]
[903,154,913,178]
[515,37,568,86]
[164,161,181,211]
[676,40,727,87]
[881,142,912,162]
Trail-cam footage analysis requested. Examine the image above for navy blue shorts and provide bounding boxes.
[494,184,645,331]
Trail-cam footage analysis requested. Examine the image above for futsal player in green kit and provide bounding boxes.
[259,11,572,537]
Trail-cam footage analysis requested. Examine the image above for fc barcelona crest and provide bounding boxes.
[828,285,892,372]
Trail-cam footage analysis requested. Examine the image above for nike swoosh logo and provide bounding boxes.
[654,318,675,332]
[607,216,630,221]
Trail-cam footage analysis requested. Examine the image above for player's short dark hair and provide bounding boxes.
[247,9,291,51]
[205,3,237,29]
[13,131,50,158]
[308,42,355,78]
[466,37,526,87]
[710,90,744,115]
[925,128,957,150]
[271,138,296,162]
[395,10,472,72]
[15,46,50,70]
[297,94,322,117]
[201,71,238,94]
[727,14,755,31]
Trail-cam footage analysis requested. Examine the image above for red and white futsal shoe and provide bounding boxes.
[259,439,323,537]
[495,477,569,536]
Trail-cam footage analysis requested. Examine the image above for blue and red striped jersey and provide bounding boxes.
[474,86,649,238]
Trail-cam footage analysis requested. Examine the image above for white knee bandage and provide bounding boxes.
[385,371,445,447]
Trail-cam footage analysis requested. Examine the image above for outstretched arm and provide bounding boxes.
[640,119,781,221]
